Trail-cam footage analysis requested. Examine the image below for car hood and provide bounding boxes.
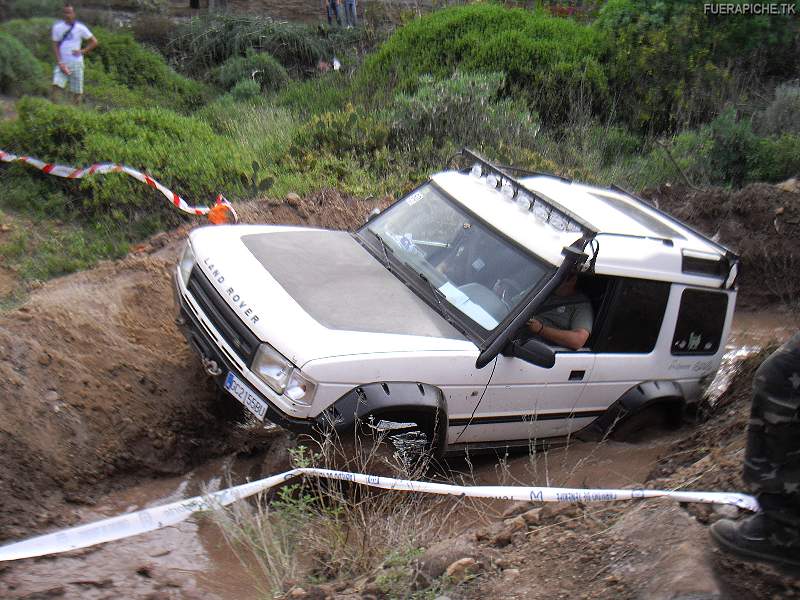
[188,225,473,367]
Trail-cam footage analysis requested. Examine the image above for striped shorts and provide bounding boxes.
[52,62,84,94]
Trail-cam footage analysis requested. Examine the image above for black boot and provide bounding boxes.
[710,512,800,573]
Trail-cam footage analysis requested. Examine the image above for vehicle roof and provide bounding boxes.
[431,171,733,289]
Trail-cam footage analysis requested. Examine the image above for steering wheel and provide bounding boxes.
[493,278,525,307]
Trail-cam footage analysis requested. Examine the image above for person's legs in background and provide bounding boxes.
[345,0,357,27]
[327,0,341,26]
[711,333,800,573]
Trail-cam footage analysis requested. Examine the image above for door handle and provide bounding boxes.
[568,370,585,381]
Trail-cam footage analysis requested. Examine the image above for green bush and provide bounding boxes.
[229,79,262,102]
[755,83,800,136]
[216,51,290,93]
[0,18,54,62]
[92,29,208,111]
[273,73,353,116]
[0,32,45,95]
[748,135,800,182]
[594,0,800,132]
[0,98,253,228]
[389,72,539,152]
[291,104,390,156]
[359,4,608,125]
[7,0,61,20]
[170,15,324,77]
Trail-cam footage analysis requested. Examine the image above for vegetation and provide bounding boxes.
[0,4,798,289]
[0,31,45,95]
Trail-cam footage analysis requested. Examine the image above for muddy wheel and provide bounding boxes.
[610,403,683,442]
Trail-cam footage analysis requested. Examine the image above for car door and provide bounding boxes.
[452,349,596,445]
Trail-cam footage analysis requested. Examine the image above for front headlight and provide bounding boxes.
[285,369,317,406]
[179,241,195,284]
[252,343,292,393]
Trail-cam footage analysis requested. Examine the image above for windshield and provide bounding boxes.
[361,183,551,331]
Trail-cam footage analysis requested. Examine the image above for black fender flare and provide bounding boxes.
[578,380,685,440]
[315,382,448,453]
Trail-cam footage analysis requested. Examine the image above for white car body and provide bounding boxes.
[174,151,738,453]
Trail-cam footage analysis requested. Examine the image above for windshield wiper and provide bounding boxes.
[367,229,393,268]
[415,271,459,328]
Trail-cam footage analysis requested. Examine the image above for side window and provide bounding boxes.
[595,278,670,353]
[671,289,728,355]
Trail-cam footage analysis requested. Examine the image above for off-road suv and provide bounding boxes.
[173,149,739,455]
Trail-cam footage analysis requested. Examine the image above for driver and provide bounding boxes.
[526,273,593,350]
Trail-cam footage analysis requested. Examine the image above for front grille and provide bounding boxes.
[187,266,261,364]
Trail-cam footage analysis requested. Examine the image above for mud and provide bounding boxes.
[642,182,800,308]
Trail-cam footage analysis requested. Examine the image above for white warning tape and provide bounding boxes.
[0,149,238,224]
[0,467,759,562]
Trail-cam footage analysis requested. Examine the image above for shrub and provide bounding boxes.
[755,83,800,136]
[748,135,800,182]
[0,18,54,62]
[705,108,757,187]
[389,71,540,152]
[7,0,61,20]
[359,4,608,125]
[216,51,290,93]
[594,0,800,132]
[92,29,208,111]
[170,15,324,77]
[273,73,353,117]
[0,32,45,95]
[0,97,253,228]
[131,13,175,53]
[291,104,390,156]
[229,79,262,102]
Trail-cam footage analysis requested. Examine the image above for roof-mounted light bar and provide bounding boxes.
[457,148,597,237]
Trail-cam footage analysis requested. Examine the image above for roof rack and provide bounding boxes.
[494,164,572,183]
[456,148,597,238]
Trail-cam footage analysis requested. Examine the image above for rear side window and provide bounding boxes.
[671,289,728,355]
[595,279,670,353]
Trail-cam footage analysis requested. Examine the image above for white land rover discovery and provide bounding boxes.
[173,149,739,455]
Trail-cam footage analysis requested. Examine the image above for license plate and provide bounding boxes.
[224,372,268,421]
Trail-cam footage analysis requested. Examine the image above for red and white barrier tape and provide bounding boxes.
[0,149,238,225]
[0,467,759,562]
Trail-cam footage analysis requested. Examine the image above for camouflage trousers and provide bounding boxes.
[743,332,800,547]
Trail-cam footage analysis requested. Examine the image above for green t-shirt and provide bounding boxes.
[535,293,593,334]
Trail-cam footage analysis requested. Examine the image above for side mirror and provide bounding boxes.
[366,208,381,224]
[507,339,556,369]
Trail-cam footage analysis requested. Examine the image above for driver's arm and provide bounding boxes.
[527,319,589,351]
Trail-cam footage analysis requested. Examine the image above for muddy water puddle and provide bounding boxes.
[2,309,797,598]
[0,455,265,600]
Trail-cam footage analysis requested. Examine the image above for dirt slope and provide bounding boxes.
[0,190,386,541]
[642,183,800,308]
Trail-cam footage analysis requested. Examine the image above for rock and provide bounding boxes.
[502,568,521,582]
[713,504,739,520]
[491,515,527,547]
[445,557,478,581]
[288,587,307,599]
[502,501,534,518]
[521,507,543,526]
[286,192,302,207]
[776,177,800,194]
[38,352,52,366]
[45,390,59,403]
[416,532,497,579]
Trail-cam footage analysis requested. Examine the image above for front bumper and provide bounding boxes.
[173,272,315,434]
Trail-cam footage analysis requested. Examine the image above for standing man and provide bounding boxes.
[326,0,342,27]
[51,4,98,105]
[711,333,800,573]
[344,0,357,27]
